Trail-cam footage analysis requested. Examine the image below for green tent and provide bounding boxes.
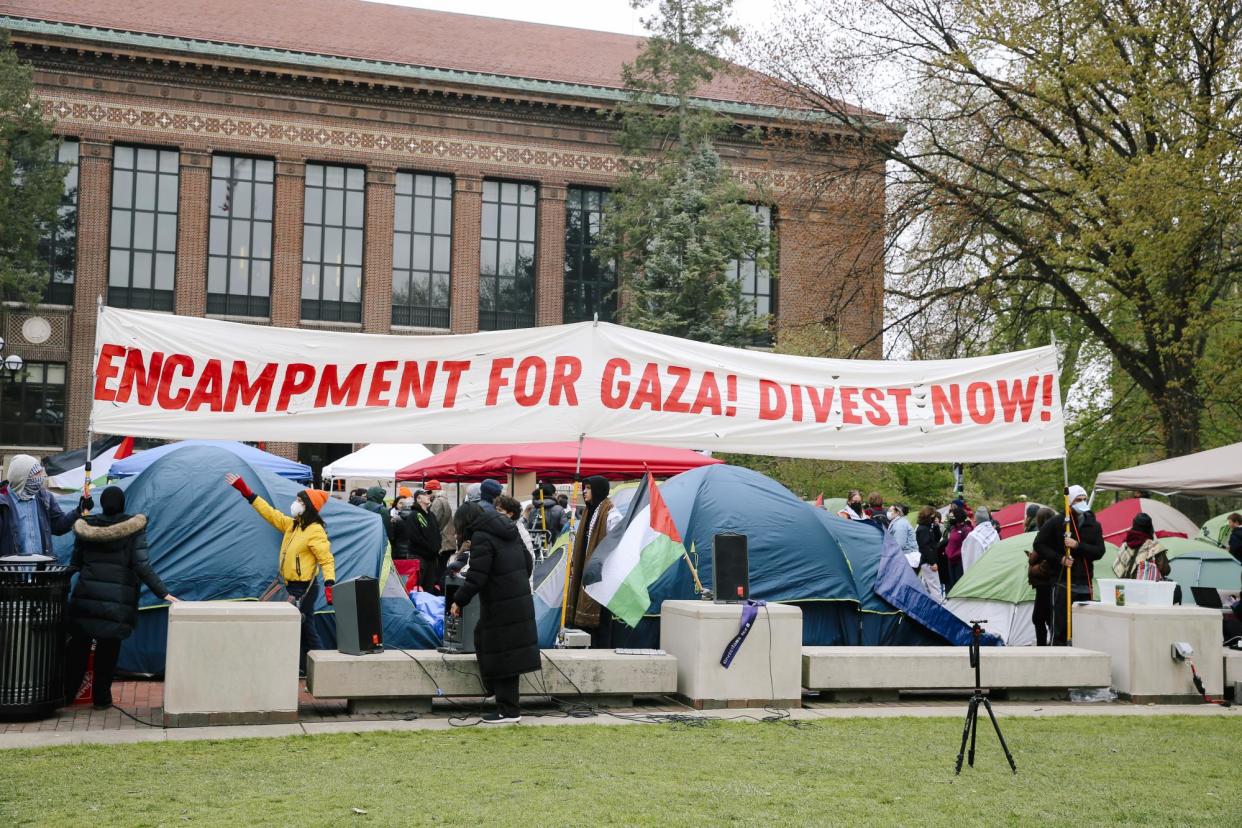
[1159,537,1229,559]
[1168,548,1241,599]
[948,533,1038,603]
[945,532,1121,645]
[1199,512,1235,548]
[949,532,1120,602]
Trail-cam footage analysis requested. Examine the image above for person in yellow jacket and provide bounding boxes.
[225,472,336,672]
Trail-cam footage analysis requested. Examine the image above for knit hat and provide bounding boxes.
[1067,485,1088,505]
[480,479,503,502]
[302,489,330,512]
[425,480,442,491]
[100,485,126,516]
[397,486,414,499]
[1025,503,1039,518]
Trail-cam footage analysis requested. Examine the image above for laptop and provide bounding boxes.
[1190,586,1224,609]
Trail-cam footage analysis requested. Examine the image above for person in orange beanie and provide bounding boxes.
[225,472,336,673]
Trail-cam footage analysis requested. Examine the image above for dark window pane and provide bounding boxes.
[135,172,157,210]
[24,139,81,303]
[391,173,452,328]
[480,179,537,329]
[727,203,776,345]
[0,360,67,446]
[158,174,178,211]
[563,186,617,323]
[207,155,275,317]
[106,146,179,309]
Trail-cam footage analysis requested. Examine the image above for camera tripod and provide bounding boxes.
[955,621,1017,775]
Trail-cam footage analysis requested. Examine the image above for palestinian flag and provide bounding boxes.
[582,471,685,628]
[45,436,134,491]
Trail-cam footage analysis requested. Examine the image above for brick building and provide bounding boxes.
[0,0,887,475]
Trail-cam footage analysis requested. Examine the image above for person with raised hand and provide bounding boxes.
[225,472,335,673]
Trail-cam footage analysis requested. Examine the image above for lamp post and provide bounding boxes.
[0,337,26,439]
[0,337,25,377]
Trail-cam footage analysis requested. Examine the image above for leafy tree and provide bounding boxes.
[601,0,772,346]
[0,34,63,303]
[748,0,1242,504]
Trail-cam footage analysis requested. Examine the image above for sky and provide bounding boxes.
[364,0,780,38]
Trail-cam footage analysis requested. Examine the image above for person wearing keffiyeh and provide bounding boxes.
[1113,512,1171,581]
[0,454,92,557]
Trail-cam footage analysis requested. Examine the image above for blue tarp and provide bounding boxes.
[54,444,436,674]
[108,440,312,481]
[595,464,978,648]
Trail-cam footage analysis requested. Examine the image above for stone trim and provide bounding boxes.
[40,93,793,191]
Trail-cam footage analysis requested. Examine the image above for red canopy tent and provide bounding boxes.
[394,439,721,482]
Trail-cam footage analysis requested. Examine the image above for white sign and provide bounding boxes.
[90,308,1064,462]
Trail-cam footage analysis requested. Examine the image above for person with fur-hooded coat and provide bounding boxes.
[565,476,622,644]
[448,502,539,723]
[63,486,178,709]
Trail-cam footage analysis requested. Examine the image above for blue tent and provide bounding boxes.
[108,440,312,482]
[599,464,976,648]
[54,444,436,674]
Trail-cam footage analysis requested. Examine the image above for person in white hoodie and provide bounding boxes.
[960,506,1001,573]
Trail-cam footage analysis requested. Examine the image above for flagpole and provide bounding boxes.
[83,296,104,504]
[1063,453,1072,645]
[557,433,586,644]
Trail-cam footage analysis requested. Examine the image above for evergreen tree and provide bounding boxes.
[600,0,772,346]
[0,34,62,303]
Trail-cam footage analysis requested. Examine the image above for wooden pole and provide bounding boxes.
[557,433,586,641]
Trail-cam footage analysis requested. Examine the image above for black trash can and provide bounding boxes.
[0,559,72,720]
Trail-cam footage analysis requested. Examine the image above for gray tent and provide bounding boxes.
[1094,442,1242,497]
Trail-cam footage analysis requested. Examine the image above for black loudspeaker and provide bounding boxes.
[713,533,749,603]
[439,573,481,653]
[334,576,383,655]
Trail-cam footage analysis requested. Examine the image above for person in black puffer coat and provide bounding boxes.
[448,501,539,724]
[63,486,179,709]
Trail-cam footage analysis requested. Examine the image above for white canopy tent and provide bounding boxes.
[321,443,433,484]
[1094,442,1242,497]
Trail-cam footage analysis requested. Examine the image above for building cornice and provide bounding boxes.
[2,14,898,135]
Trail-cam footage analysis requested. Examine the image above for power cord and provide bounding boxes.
[380,645,491,725]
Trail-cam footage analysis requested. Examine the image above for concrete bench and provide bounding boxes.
[802,646,1112,701]
[1226,649,1242,698]
[307,649,678,713]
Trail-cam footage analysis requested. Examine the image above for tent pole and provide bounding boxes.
[1063,452,1072,645]
[558,433,586,643]
[82,296,103,503]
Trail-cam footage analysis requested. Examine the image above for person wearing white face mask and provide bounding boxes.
[1,454,93,558]
[224,472,336,673]
[1032,484,1105,645]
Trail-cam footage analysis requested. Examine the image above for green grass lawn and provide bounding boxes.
[2,715,1239,826]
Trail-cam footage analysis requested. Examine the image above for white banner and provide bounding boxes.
[89,308,1064,462]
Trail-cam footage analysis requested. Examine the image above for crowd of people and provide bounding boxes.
[319,475,613,722]
[834,484,1119,646]
[6,444,1235,716]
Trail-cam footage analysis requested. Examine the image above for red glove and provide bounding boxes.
[230,476,254,499]
[324,583,334,605]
